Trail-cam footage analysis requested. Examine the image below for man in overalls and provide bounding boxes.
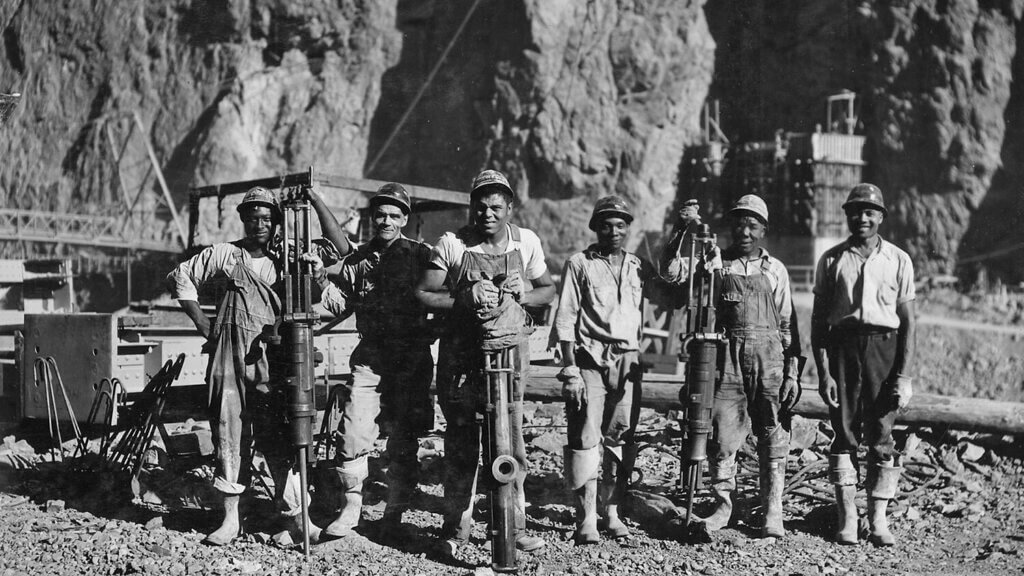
[303,183,434,539]
[168,186,347,546]
[552,196,653,545]
[416,169,556,556]
[665,195,800,538]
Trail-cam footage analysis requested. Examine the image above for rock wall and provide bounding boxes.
[0,0,399,249]
[2,0,1023,298]
[866,0,1024,278]
[368,0,716,265]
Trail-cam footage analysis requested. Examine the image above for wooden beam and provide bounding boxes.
[525,366,1024,435]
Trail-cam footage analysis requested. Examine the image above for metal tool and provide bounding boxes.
[272,186,318,558]
[677,223,727,526]
[482,346,518,573]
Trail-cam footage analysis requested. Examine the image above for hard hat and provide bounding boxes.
[728,194,769,224]
[470,169,513,199]
[842,183,887,214]
[370,182,411,214]
[589,195,634,230]
[236,186,280,218]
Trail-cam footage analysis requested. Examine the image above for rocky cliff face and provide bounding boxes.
[1,0,1023,295]
[367,0,716,264]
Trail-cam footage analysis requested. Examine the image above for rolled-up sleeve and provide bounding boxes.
[550,259,582,345]
[167,245,219,302]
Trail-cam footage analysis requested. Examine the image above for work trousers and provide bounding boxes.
[211,382,305,517]
[566,351,642,452]
[437,341,529,541]
[826,328,899,466]
[709,329,789,482]
[334,339,434,491]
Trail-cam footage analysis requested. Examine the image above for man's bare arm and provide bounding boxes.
[522,270,556,307]
[894,300,916,376]
[416,266,454,311]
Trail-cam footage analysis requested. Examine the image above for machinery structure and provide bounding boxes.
[482,346,518,573]
[680,92,867,287]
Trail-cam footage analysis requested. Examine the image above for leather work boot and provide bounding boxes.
[203,494,241,546]
[761,458,786,538]
[565,446,600,545]
[866,461,901,547]
[325,456,368,539]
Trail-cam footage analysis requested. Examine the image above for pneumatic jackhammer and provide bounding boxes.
[268,187,318,558]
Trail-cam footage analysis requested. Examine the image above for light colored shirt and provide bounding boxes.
[552,247,652,365]
[813,237,916,329]
[429,223,548,282]
[168,242,277,302]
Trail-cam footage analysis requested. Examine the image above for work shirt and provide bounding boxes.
[813,237,915,329]
[552,246,654,366]
[168,239,339,303]
[430,223,548,284]
[168,242,278,302]
[319,235,432,342]
[662,246,798,357]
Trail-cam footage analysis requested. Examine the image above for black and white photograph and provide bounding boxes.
[0,1,1022,575]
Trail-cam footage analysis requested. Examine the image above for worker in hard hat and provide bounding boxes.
[811,183,916,547]
[300,183,434,541]
[415,169,556,556]
[665,194,802,539]
[167,185,347,547]
[551,195,660,544]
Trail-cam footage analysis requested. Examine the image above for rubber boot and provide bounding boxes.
[325,455,368,538]
[565,446,601,545]
[271,465,322,547]
[829,453,859,545]
[514,489,547,552]
[203,494,241,546]
[382,455,417,529]
[700,456,737,531]
[599,445,634,539]
[761,457,786,538]
[866,460,900,547]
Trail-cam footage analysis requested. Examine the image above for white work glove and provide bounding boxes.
[558,365,587,413]
[299,252,327,283]
[893,375,913,410]
[704,244,723,273]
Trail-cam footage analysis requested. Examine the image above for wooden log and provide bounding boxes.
[525,365,1024,436]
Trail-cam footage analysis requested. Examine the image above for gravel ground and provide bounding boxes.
[2,405,1023,576]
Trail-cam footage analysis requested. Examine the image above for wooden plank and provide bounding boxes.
[525,366,1024,435]
[191,170,470,208]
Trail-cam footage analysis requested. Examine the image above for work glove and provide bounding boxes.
[676,200,701,229]
[557,365,587,413]
[496,270,525,301]
[818,375,840,409]
[299,252,327,284]
[704,244,723,273]
[780,375,800,413]
[458,280,499,310]
[892,374,913,410]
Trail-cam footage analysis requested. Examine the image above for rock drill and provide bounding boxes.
[270,188,317,557]
[677,221,727,526]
